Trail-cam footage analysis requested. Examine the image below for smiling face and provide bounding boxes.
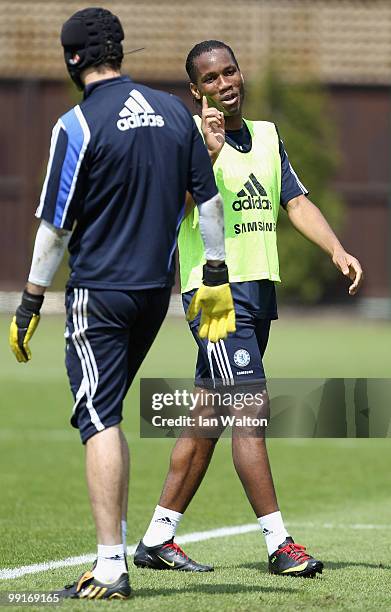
[190,47,244,119]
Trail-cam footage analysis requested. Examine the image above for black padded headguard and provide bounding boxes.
[61,7,124,90]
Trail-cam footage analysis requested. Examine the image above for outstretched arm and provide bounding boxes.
[286,194,363,295]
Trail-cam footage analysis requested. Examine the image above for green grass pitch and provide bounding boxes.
[0,313,390,610]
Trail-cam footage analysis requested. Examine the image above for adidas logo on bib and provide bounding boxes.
[117,89,165,131]
[232,173,271,211]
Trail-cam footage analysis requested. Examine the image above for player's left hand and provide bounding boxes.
[332,248,363,295]
[187,283,236,343]
[9,291,44,362]
[186,263,236,343]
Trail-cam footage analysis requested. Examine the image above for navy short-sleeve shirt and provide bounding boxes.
[36,76,218,289]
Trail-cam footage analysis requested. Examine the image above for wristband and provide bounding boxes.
[21,290,44,315]
[202,263,229,287]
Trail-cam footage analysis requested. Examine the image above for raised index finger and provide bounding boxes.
[202,96,209,112]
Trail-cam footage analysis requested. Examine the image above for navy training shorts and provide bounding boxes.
[65,286,171,443]
[182,280,277,388]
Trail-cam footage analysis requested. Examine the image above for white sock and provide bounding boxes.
[142,505,183,547]
[121,520,127,556]
[258,511,290,555]
[93,544,127,583]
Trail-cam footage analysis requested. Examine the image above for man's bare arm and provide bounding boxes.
[286,194,363,295]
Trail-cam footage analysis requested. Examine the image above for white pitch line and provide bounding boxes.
[0,525,257,580]
[0,521,388,580]
[288,522,387,531]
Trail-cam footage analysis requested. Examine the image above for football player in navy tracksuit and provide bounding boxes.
[9,8,235,599]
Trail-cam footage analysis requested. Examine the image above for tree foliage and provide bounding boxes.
[245,69,345,303]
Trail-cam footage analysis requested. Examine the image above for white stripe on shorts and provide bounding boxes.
[219,340,234,386]
[71,288,104,432]
[206,342,216,387]
[213,342,229,385]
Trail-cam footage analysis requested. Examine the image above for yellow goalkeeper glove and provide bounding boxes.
[9,291,44,362]
[186,263,236,343]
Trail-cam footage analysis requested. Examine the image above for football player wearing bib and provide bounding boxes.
[136,41,362,577]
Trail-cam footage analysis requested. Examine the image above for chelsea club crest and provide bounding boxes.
[233,349,251,368]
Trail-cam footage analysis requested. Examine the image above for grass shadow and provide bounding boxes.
[326,561,391,571]
[237,560,391,572]
[135,583,298,598]
[233,562,269,572]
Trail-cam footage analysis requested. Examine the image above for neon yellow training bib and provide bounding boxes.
[178,117,282,293]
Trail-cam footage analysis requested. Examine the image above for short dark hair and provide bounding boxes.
[95,57,123,73]
[185,40,239,83]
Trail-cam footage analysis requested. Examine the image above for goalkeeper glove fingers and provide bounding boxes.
[186,263,236,343]
[9,291,44,363]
